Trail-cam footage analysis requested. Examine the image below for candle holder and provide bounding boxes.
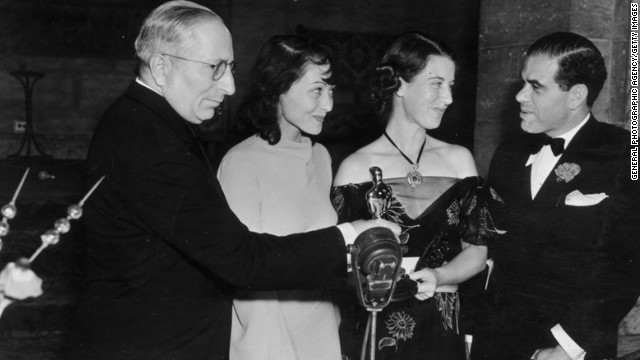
[9,67,50,159]
[28,176,104,264]
[0,168,30,252]
[0,175,105,319]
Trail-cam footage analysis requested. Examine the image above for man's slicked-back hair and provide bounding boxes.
[134,0,220,66]
[526,32,607,107]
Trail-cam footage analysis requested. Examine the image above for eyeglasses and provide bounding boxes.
[163,53,237,81]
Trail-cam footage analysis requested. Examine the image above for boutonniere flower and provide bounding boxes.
[554,162,581,183]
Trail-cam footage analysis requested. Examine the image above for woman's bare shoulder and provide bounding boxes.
[334,151,373,186]
[333,141,385,186]
[429,140,478,178]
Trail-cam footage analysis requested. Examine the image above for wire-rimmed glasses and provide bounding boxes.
[163,53,237,81]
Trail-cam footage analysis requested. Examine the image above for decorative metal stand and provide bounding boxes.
[0,170,105,319]
[9,68,50,159]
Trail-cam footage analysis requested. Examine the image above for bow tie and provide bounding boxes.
[531,136,565,156]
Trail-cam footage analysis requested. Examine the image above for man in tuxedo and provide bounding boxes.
[472,32,640,360]
[67,2,400,359]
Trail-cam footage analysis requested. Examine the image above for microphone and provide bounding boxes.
[349,226,403,310]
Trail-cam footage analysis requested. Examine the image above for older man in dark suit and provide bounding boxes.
[67,2,399,359]
[472,32,640,360]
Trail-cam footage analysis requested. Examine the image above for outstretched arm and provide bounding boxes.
[409,244,487,300]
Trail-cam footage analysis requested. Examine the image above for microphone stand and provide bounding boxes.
[349,227,403,360]
[360,309,380,360]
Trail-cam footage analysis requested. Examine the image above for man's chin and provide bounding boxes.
[195,110,217,123]
[520,120,539,134]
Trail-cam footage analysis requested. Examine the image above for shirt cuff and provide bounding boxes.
[336,223,357,270]
[550,324,586,360]
[336,223,357,247]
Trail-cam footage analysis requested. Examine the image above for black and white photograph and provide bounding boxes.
[0,1,638,359]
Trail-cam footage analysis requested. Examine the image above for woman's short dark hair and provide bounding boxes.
[237,34,334,145]
[370,32,455,122]
[525,32,607,107]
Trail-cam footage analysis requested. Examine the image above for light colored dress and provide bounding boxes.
[217,134,341,360]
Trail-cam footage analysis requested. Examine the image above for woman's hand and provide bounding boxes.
[408,268,442,301]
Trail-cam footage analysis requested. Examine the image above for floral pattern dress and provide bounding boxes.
[331,176,503,360]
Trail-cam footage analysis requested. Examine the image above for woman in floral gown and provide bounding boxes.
[332,32,504,360]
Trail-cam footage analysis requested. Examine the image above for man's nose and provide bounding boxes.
[216,67,236,96]
[515,85,529,103]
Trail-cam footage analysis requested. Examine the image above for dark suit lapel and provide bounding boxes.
[517,155,535,204]
[532,116,598,206]
[498,142,536,206]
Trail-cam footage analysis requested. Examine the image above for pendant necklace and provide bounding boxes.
[383,131,426,190]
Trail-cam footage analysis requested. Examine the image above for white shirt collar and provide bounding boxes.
[556,113,591,146]
[526,113,591,166]
[135,77,163,96]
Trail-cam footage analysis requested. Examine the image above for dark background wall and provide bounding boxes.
[0,0,480,167]
[474,0,631,175]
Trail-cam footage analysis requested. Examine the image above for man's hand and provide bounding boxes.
[408,268,441,301]
[350,219,401,237]
[532,346,572,360]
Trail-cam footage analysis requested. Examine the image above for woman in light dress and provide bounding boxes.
[217,34,341,360]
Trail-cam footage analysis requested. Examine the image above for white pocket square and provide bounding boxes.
[564,190,609,206]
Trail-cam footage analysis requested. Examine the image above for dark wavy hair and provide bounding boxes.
[237,35,334,145]
[370,32,455,123]
[526,32,607,107]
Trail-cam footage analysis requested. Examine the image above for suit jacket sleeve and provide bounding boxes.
[85,93,347,292]
[488,129,640,358]
[560,132,640,350]
[603,149,640,284]
[559,142,640,354]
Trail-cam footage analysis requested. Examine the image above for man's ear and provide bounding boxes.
[148,54,168,87]
[568,83,588,110]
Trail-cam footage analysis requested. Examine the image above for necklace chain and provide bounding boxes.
[383,131,426,167]
[383,131,426,190]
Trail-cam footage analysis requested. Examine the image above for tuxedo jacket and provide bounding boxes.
[68,82,347,360]
[478,117,640,360]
